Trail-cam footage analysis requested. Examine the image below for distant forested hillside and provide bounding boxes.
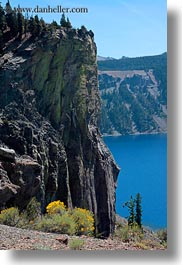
[98,53,167,71]
[98,53,167,135]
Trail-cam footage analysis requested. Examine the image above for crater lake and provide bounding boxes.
[103,134,167,230]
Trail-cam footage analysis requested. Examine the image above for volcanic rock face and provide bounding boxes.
[0,29,119,237]
[0,147,41,208]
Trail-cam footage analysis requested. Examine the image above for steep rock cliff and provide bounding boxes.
[0,29,119,237]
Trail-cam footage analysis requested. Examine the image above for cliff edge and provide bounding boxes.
[0,28,119,237]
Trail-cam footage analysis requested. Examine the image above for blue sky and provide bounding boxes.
[1,0,167,58]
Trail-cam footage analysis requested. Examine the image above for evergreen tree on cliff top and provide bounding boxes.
[60,13,72,28]
[60,13,67,27]
[5,0,18,37]
[17,6,24,39]
[0,3,6,31]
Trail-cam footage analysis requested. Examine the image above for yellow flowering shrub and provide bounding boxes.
[37,201,95,236]
[0,201,95,237]
[71,208,95,236]
[46,200,66,215]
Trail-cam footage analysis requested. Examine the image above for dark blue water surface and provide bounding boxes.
[103,134,167,230]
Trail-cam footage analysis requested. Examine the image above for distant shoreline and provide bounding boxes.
[102,131,167,137]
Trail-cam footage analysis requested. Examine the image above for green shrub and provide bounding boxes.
[70,208,95,236]
[133,241,150,250]
[36,213,76,235]
[0,207,20,226]
[16,212,31,229]
[128,224,144,242]
[133,238,165,250]
[13,197,41,229]
[68,238,85,250]
[115,224,143,243]
[115,225,129,242]
[157,229,167,243]
[24,197,41,221]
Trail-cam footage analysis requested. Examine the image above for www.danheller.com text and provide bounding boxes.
[13,5,89,14]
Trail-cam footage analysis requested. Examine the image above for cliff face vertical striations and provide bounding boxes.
[0,28,119,237]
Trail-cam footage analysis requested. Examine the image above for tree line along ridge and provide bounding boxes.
[0,1,91,54]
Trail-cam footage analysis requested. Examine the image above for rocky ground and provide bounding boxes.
[0,224,166,251]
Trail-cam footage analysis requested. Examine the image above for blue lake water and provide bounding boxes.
[103,134,167,230]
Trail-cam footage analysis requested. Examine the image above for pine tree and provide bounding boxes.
[28,16,35,36]
[78,25,87,37]
[34,15,41,36]
[135,193,142,228]
[66,18,72,28]
[40,18,46,31]
[123,196,135,227]
[60,13,67,27]
[51,20,58,27]
[17,7,24,39]
[81,25,87,32]
[24,12,29,36]
[29,15,41,38]
[0,3,6,31]
[50,20,59,33]
[5,0,18,37]
[60,14,72,28]
[0,29,4,53]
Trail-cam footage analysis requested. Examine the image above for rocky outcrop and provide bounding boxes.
[0,147,41,208]
[0,147,16,162]
[0,28,119,237]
